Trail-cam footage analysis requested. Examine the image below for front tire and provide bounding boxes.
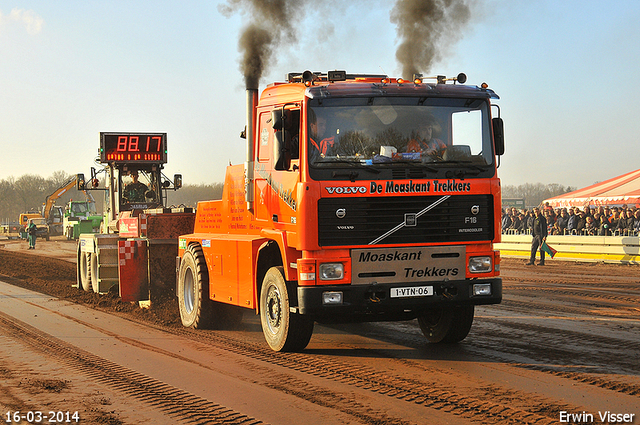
[177,244,212,328]
[260,266,314,352]
[418,305,474,343]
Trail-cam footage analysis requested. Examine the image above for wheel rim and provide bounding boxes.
[265,283,282,335]
[183,267,195,314]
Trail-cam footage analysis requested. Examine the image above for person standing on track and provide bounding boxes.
[526,207,547,266]
[26,220,37,250]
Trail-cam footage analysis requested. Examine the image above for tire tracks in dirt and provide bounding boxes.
[0,311,264,425]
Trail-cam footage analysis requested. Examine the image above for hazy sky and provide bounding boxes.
[1,0,639,189]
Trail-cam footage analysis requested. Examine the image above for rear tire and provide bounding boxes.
[90,254,99,293]
[418,305,474,343]
[177,244,212,328]
[260,266,314,352]
[79,252,92,292]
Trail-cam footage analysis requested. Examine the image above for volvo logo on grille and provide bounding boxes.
[336,208,346,219]
[405,213,417,227]
[471,205,480,215]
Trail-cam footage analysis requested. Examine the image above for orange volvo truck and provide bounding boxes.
[177,71,505,352]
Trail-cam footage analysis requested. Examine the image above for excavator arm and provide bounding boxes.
[43,176,77,219]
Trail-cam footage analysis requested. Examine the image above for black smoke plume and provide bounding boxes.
[391,0,472,79]
[219,0,307,89]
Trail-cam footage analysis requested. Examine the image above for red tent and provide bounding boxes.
[544,169,640,208]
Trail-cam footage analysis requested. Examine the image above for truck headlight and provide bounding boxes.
[473,283,492,296]
[468,256,492,273]
[322,291,343,305]
[318,263,344,280]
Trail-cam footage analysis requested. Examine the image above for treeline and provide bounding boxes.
[165,182,224,208]
[0,172,77,222]
[0,171,223,223]
[502,183,576,208]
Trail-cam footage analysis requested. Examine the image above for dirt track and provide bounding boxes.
[0,237,638,424]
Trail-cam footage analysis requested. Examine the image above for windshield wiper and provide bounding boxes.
[315,159,381,174]
[390,160,438,173]
[332,170,359,181]
[436,160,491,178]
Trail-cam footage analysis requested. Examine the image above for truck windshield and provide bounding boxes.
[72,203,88,214]
[308,97,493,170]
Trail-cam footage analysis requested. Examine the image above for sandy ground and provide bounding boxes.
[0,236,638,424]
[0,235,77,262]
[0,237,185,424]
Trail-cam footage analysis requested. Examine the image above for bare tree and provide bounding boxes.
[165,183,224,208]
[13,174,48,213]
[502,183,576,208]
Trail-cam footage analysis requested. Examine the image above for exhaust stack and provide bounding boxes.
[245,89,258,213]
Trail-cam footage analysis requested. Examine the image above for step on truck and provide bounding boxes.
[76,132,195,303]
[177,71,505,352]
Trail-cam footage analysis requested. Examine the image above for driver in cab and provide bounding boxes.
[123,171,148,203]
[406,114,446,158]
[308,109,335,162]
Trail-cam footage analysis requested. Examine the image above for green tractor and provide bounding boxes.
[64,200,102,240]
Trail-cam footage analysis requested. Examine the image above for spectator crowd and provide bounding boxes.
[501,203,640,236]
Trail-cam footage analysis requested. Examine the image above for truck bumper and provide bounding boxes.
[297,278,502,322]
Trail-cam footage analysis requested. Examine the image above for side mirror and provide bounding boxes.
[76,174,86,190]
[273,107,292,171]
[273,132,291,171]
[174,174,183,189]
[272,108,291,131]
[492,117,505,156]
[90,167,100,188]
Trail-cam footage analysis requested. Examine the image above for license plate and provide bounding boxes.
[390,286,433,298]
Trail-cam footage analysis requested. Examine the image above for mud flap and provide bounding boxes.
[118,239,149,302]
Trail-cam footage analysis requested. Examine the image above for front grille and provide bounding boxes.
[318,195,494,246]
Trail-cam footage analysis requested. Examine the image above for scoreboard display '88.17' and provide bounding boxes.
[100,132,167,164]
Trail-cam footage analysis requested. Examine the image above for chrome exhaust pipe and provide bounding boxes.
[245,89,258,213]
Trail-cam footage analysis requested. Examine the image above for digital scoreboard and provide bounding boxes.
[100,132,167,164]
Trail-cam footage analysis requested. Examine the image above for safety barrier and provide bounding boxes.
[496,234,640,264]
